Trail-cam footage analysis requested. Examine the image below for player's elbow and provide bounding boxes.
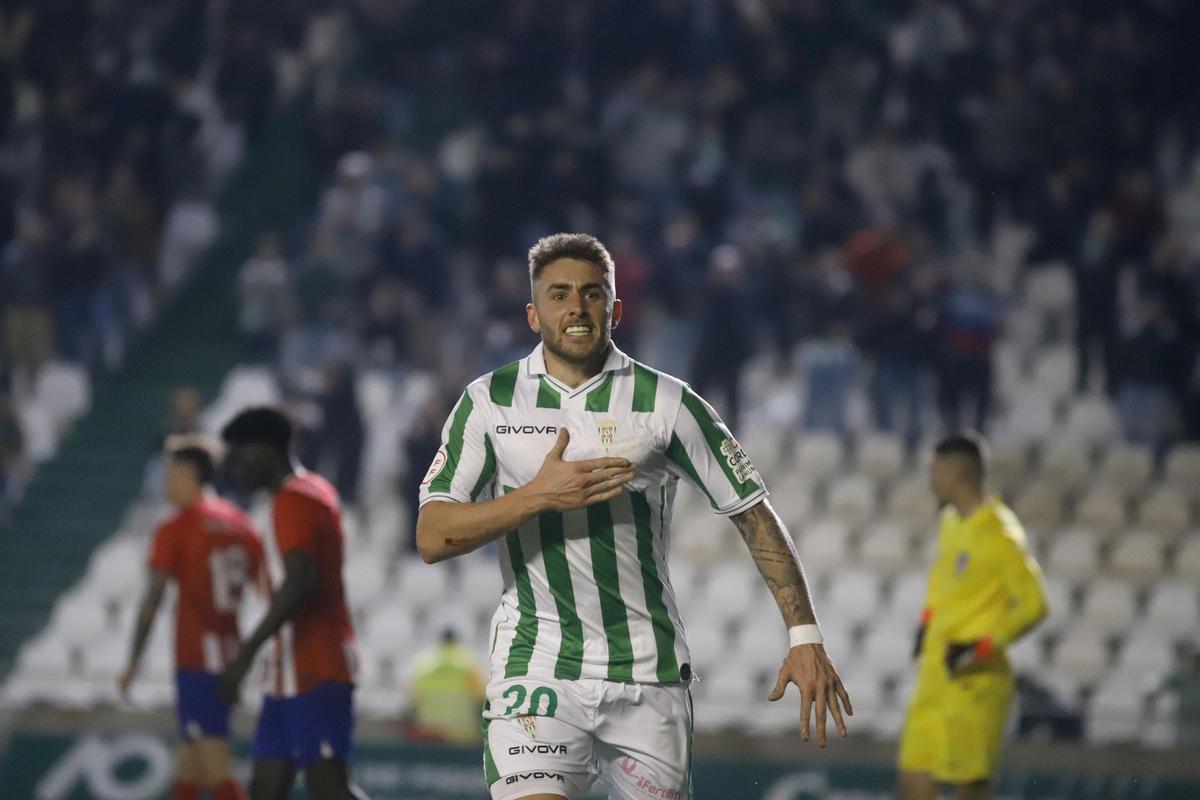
[415,511,447,564]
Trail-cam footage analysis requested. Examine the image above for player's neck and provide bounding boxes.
[951,488,986,519]
[543,342,611,389]
[266,461,299,493]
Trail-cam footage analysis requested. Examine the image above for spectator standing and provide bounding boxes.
[937,266,1002,434]
[1116,293,1179,456]
[406,628,486,744]
[690,244,752,430]
[238,233,293,362]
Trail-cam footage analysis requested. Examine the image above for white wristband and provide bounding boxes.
[789,624,824,648]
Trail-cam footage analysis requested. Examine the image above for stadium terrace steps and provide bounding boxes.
[0,101,315,683]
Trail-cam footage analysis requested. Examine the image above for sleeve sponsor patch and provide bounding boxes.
[720,437,756,483]
[422,448,448,485]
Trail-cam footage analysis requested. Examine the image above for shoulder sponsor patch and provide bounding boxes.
[719,437,756,483]
[422,448,448,485]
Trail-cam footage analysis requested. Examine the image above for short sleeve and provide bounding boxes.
[664,385,767,516]
[148,522,177,574]
[274,491,320,557]
[419,384,496,508]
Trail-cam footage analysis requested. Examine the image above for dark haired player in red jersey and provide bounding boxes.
[120,434,262,800]
[218,406,364,800]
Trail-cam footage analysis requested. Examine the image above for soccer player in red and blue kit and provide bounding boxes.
[217,407,365,800]
[121,434,262,800]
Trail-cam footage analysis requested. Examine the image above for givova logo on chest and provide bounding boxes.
[496,424,558,435]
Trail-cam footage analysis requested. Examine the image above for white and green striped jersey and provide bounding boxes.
[418,343,767,685]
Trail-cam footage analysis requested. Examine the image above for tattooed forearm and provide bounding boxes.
[731,500,818,628]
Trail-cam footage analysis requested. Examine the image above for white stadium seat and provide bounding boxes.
[887,478,938,527]
[1099,443,1154,496]
[1075,488,1126,534]
[1107,531,1165,580]
[17,402,58,462]
[1164,444,1200,496]
[1013,485,1065,531]
[884,570,929,628]
[1046,529,1102,580]
[1040,575,1076,635]
[826,476,877,525]
[1023,263,1076,316]
[1136,487,1192,533]
[988,440,1030,492]
[856,433,905,481]
[1078,579,1137,634]
[1175,538,1200,580]
[795,518,852,572]
[859,521,913,571]
[1114,628,1175,675]
[35,361,92,427]
[1087,678,1143,744]
[794,434,845,480]
[999,390,1057,444]
[1145,581,1200,637]
[1063,396,1119,444]
[699,563,762,619]
[1039,441,1089,492]
[1053,628,1109,685]
[1031,345,1078,404]
[825,569,883,626]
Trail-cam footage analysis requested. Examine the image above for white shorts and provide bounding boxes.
[483,675,692,800]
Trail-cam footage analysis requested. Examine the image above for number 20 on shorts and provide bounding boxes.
[502,684,558,717]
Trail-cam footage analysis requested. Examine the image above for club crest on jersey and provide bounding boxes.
[955,551,970,575]
[422,448,447,485]
[517,714,538,739]
[719,437,755,483]
[598,419,617,449]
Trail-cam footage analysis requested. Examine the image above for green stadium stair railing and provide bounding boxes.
[0,100,316,682]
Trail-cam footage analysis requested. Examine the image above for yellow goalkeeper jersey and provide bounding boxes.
[919,497,1048,674]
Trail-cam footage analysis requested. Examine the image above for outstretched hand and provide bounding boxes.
[218,651,253,706]
[769,643,853,747]
[528,429,636,511]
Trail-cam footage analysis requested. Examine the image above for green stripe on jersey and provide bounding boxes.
[585,372,615,412]
[482,706,500,786]
[536,376,562,409]
[681,387,760,497]
[469,434,496,500]
[538,511,584,679]
[665,432,718,509]
[489,361,520,406]
[632,362,659,412]
[504,527,538,679]
[632,491,680,683]
[587,501,634,681]
[429,392,474,493]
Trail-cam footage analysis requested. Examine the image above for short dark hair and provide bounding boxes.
[220,406,293,454]
[165,433,221,484]
[934,431,988,484]
[528,232,615,289]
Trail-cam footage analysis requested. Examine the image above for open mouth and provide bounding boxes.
[563,325,592,338]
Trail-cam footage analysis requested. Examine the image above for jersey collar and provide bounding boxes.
[525,342,631,396]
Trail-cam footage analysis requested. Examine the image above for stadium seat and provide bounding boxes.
[858,626,911,680]
[396,559,454,611]
[344,554,388,614]
[1075,488,1126,534]
[1106,531,1165,580]
[825,569,883,626]
[693,664,753,731]
[50,591,113,647]
[1078,578,1137,634]
[17,401,58,463]
[826,476,877,525]
[1114,629,1175,676]
[1040,575,1077,635]
[794,434,845,481]
[1136,487,1193,533]
[884,570,929,628]
[1013,484,1066,530]
[459,557,505,614]
[856,433,905,481]
[1063,396,1119,444]
[998,390,1057,445]
[859,521,914,572]
[1023,262,1075,316]
[84,536,148,603]
[699,563,762,620]
[794,518,852,572]
[1046,528,1103,580]
[35,361,92,427]
[1164,444,1200,497]
[993,341,1025,406]
[1098,444,1154,497]
[1053,628,1109,685]
[681,619,726,668]
[1007,631,1049,674]
[1038,441,1090,493]
[886,478,938,527]
[362,604,416,656]
[1086,678,1143,744]
[1175,537,1200,580]
[767,476,815,528]
[1145,581,1200,637]
[988,440,1030,492]
[1031,345,1078,405]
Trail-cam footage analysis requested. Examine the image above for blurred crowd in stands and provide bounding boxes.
[5,0,1200,517]
[221,0,1200,511]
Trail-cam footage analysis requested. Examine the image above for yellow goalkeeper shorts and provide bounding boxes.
[898,667,1014,784]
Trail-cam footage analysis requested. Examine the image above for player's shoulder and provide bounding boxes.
[628,359,686,411]
[983,499,1029,548]
[278,470,340,513]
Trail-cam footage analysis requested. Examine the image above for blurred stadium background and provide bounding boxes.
[1,1,1199,798]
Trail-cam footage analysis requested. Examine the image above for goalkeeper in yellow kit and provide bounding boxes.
[898,433,1048,800]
